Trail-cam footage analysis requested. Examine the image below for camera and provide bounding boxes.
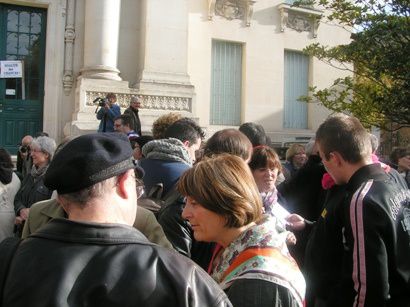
[19,145,30,154]
[93,97,108,107]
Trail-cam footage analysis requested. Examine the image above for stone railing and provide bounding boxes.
[85,91,191,111]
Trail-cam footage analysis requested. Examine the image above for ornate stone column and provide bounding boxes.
[66,0,129,136]
[63,0,76,95]
[135,0,194,109]
[80,0,122,80]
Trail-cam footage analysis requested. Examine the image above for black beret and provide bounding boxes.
[44,133,144,194]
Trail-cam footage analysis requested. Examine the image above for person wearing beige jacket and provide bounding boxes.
[22,198,173,249]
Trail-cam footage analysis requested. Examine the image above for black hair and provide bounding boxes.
[165,121,202,145]
[175,118,206,140]
[239,122,270,147]
[116,114,133,128]
[0,148,13,185]
[129,135,154,150]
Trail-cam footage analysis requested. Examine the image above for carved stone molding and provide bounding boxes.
[278,3,322,37]
[288,14,312,32]
[63,0,76,95]
[208,0,256,26]
[85,91,191,111]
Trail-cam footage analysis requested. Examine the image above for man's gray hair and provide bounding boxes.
[130,95,141,103]
[31,136,57,160]
[58,176,117,206]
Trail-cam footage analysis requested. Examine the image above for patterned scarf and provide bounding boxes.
[260,188,278,215]
[142,138,192,166]
[30,164,49,181]
[211,216,306,307]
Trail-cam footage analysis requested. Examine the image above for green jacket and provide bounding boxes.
[22,198,173,249]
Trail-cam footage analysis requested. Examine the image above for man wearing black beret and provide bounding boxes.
[0,133,232,307]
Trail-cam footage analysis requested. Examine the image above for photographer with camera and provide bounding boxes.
[96,93,121,132]
[16,135,33,180]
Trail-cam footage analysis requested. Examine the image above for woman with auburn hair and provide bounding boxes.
[249,146,284,215]
[249,146,304,232]
[179,154,305,307]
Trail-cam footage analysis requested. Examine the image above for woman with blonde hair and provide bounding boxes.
[283,144,307,180]
[179,154,305,307]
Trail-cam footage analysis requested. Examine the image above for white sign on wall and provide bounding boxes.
[0,61,23,78]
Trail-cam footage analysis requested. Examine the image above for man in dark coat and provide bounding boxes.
[0,133,232,307]
[123,95,142,136]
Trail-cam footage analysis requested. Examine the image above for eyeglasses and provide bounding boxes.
[135,178,145,199]
[31,148,45,154]
[115,172,145,199]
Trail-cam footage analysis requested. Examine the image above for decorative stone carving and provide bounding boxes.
[287,14,312,32]
[208,0,256,26]
[278,3,322,37]
[63,0,76,95]
[85,91,191,111]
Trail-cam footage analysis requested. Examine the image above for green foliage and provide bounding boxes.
[296,0,410,130]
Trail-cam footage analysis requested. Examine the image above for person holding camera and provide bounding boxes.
[96,93,121,132]
[16,135,33,180]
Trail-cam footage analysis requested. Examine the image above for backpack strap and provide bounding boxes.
[0,237,22,304]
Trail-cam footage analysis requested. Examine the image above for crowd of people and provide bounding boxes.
[0,95,409,307]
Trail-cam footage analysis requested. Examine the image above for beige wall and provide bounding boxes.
[187,0,351,140]
[1,0,352,144]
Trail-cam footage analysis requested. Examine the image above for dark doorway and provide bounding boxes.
[0,4,47,154]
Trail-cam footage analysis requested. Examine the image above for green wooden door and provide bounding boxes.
[0,4,47,154]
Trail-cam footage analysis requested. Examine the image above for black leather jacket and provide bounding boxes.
[123,107,142,136]
[2,219,232,307]
[305,164,410,307]
[14,172,52,215]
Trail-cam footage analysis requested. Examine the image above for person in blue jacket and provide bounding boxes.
[96,92,121,132]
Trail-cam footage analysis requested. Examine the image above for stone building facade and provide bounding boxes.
[0,0,351,152]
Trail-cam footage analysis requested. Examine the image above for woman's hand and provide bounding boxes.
[285,214,305,231]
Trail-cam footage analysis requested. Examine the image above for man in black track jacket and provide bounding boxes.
[305,114,410,307]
